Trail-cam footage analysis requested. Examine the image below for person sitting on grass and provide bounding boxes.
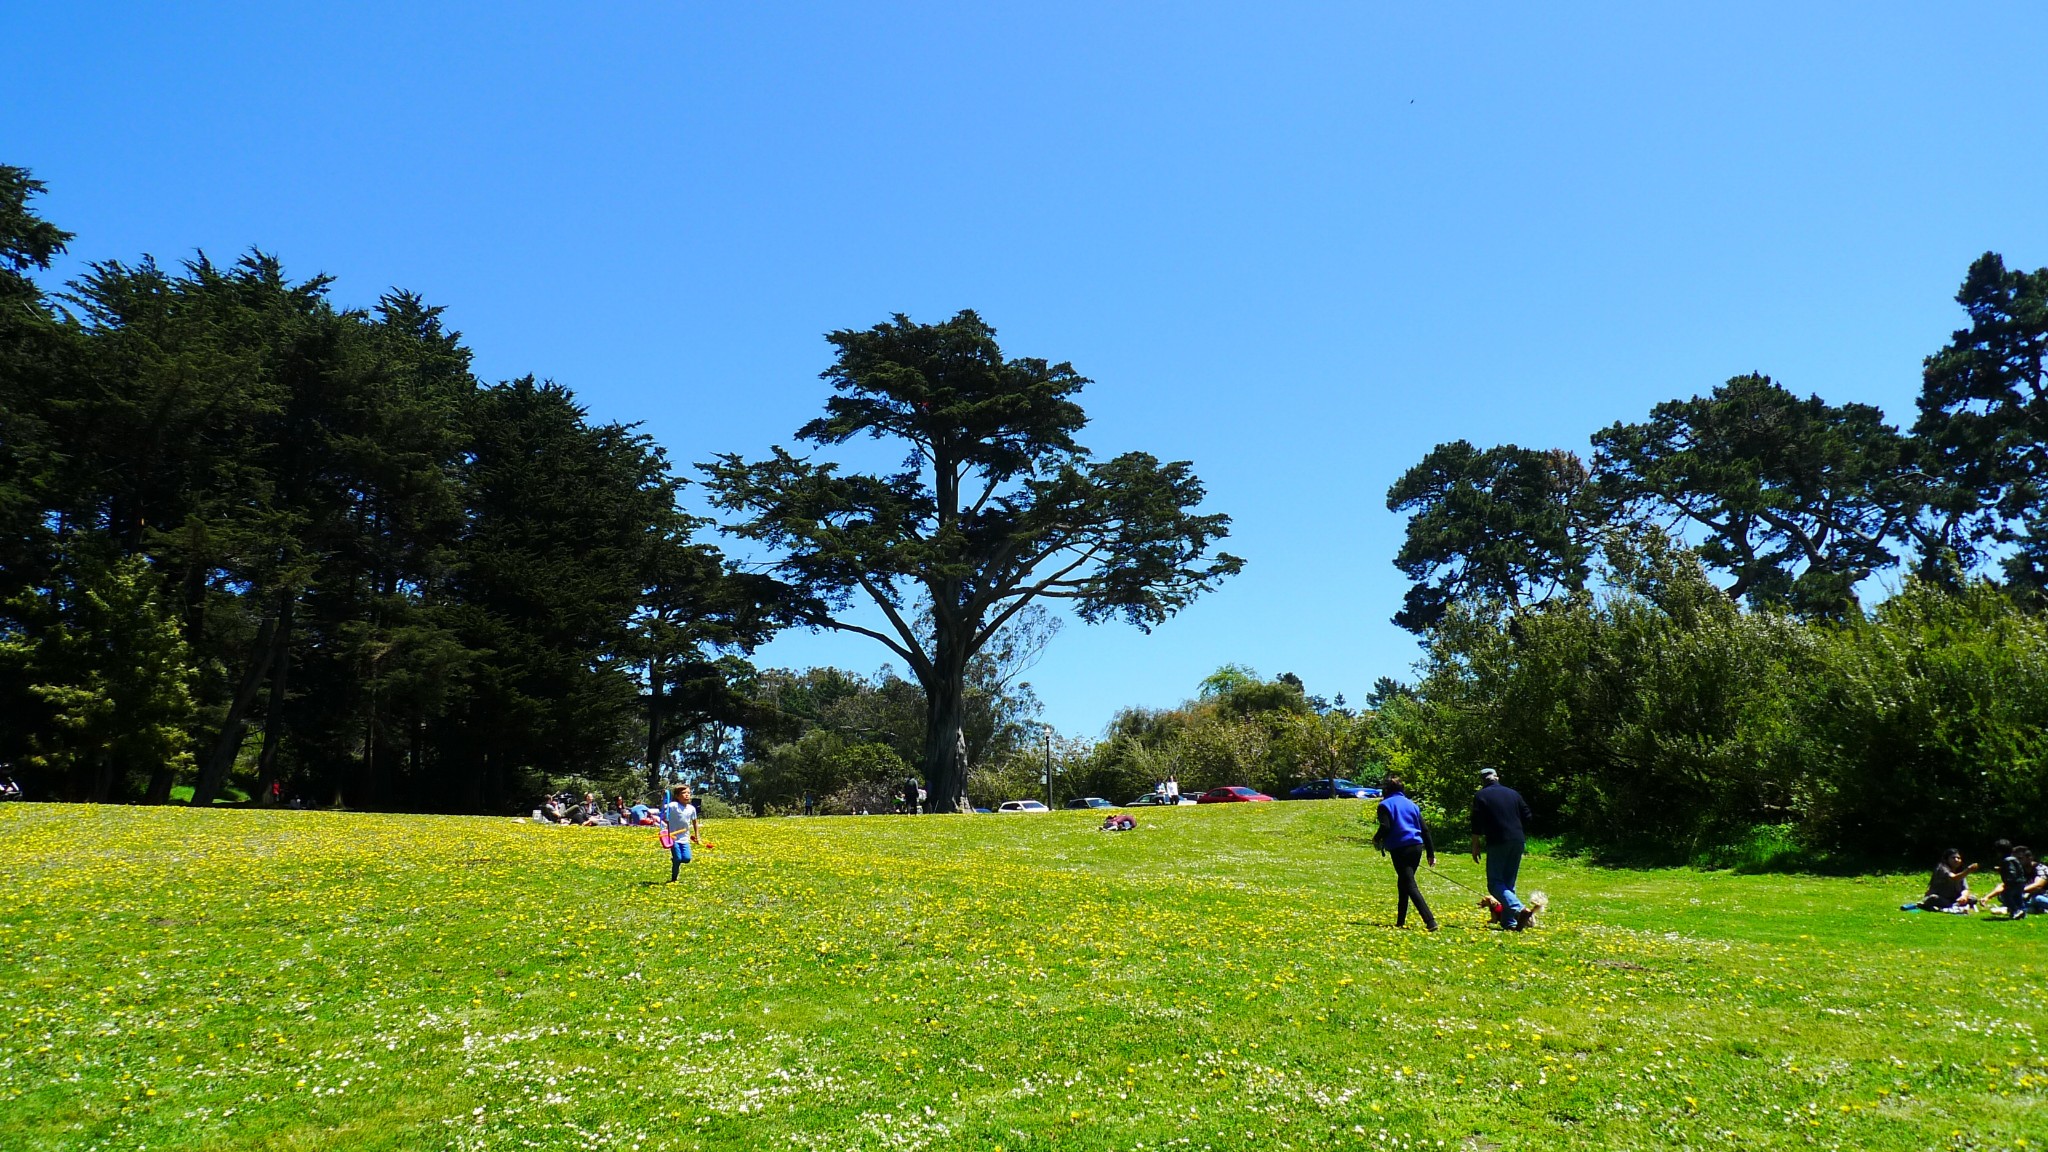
[2006,845,2048,916]
[1919,848,1981,912]
[1983,841,2035,919]
[1099,813,1135,832]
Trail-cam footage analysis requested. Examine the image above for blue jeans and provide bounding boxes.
[1485,839,1525,914]
[669,838,692,880]
[2026,893,2048,915]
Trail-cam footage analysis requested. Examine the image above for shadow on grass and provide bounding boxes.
[1545,827,1904,877]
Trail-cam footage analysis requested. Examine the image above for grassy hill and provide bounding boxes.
[1,801,2040,1150]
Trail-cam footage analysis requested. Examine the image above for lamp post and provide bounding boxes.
[1042,723,1055,810]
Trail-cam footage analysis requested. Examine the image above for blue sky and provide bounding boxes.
[8,4,2047,735]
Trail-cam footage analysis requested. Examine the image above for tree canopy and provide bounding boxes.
[704,310,1241,811]
[1916,252,2048,594]
[1385,441,1593,632]
[1592,373,1920,615]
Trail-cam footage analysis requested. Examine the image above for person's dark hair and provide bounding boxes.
[1380,775,1405,796]
[2018,845,2036,860]
[1995,838,2013,856]
[1942,848,1961,863]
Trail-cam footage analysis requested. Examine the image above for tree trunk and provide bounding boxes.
[409,718,423,807]
[361,693,378,811]
[188,615,279,807]
[645,659,665,795]
[918,628,972,813]
[89,751,116,804]
[252,600,293,807]
[142,760,178,806]
[460,742,485,813]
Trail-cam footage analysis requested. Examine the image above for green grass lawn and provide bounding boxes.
[2,801,2041,1151]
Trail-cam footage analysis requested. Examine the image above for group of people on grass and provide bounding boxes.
[1370,767,1545,932]
[540,787,713,833]
[1919,841,2048,918]
[539,791,653,826]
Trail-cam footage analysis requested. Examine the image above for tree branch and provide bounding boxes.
[850,571,932,677]
[973,545,1104,647]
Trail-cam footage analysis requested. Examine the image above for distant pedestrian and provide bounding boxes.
[1372,775,1436,931]
[1165,775,1180,803]
[661,784,699,882]
[1470,768,1535,930]
[802,791,815,817]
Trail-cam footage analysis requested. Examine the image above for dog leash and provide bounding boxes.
[1424,866,1487,897]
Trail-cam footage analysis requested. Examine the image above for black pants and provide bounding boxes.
[1389,844,1436,929]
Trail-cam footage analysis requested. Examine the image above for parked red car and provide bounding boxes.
[1196,786,1274,804]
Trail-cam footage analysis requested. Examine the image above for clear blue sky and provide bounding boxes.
[9,4,2047,736]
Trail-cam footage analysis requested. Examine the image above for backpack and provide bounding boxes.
[2002,854,2029,888]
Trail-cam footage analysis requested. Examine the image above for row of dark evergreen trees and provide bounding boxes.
[0,167,788,810]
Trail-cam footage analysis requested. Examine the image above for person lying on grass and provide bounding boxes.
[1920,848,1981,913]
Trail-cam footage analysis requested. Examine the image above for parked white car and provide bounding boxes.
[1126,791,1196,807]
[996,800,1050,813]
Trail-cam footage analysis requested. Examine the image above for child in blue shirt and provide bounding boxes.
[661,785,699,882]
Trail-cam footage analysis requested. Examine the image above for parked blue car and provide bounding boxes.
[1287,778,1380,801]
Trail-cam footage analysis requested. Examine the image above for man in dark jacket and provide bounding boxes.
[1470,768,1535,929]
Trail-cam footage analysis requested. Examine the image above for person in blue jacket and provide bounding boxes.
[1372,774,1437,931]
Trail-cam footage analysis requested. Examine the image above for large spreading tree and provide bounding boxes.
[1592,374,1922,616]
[1915,252,2048,594]
[1385,441,1595,632]
[703,311,1242,812]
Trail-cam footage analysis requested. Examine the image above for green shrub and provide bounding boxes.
[1401,545,2048,864]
